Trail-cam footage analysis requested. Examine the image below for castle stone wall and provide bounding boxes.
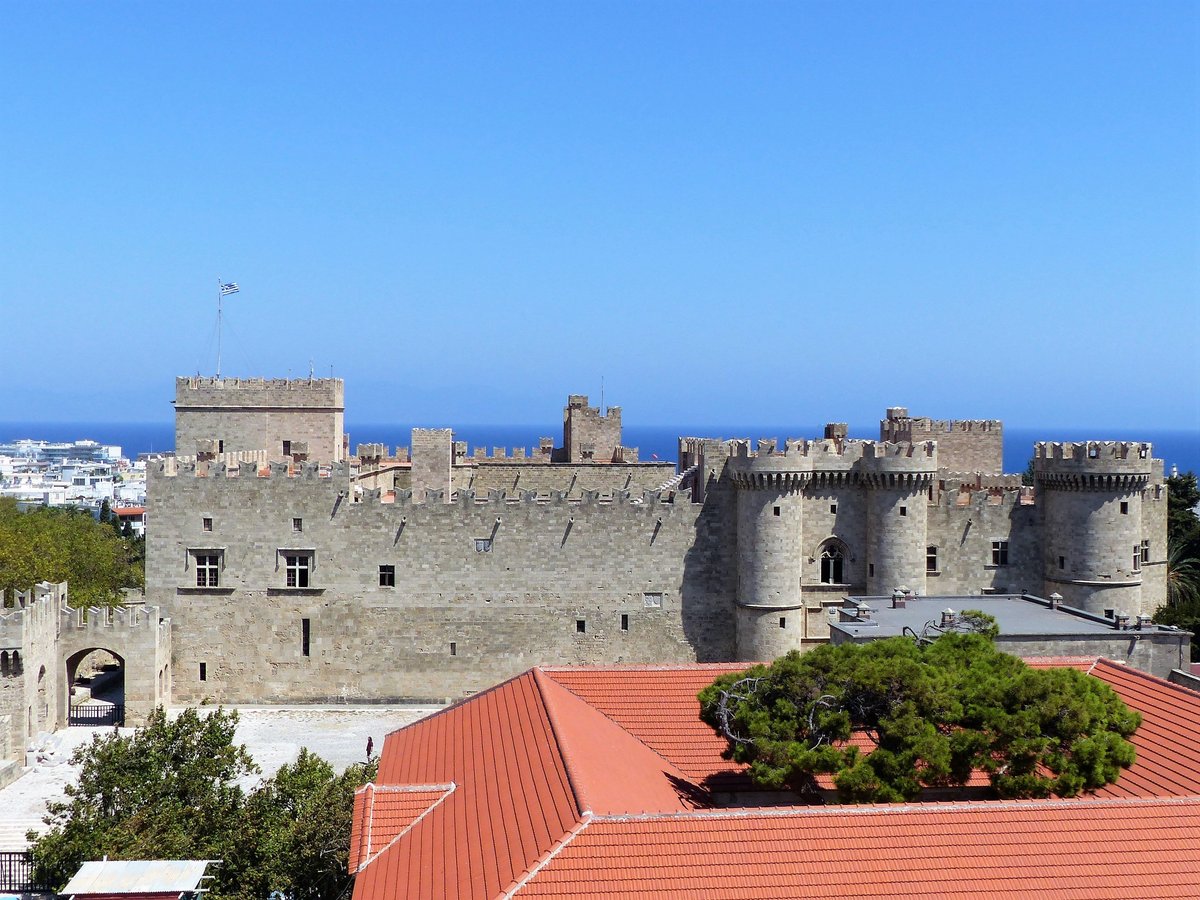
[563,395,625,462]
[881,407,1003,475]
[175,377,345,462]
[452,462,676,499]
[147,462,735,703]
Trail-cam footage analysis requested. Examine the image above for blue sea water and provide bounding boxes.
[2,421,1197,476]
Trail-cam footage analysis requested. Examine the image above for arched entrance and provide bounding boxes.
[65,647,126,727]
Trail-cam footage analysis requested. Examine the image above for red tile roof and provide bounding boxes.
[352,660,1200,900]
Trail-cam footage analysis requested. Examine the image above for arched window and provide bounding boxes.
[819,542,846,584]
[1,651,9,677]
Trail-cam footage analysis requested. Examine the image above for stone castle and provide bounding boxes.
[0,375,1174,778]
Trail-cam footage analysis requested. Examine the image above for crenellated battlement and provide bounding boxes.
[176,376,344,400]
[727,439,938,489]
[1033,442,1156,491]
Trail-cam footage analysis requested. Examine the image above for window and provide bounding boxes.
[899,506,907,517]
[1120,501,1129,515]
[379,564,395,587]
[199,662,207,682]
[868,563,875,577]
[820,543,845,584]
[302,618,311,657]
[449,642,457,656]
[1141,540,1151,564]
[475,538,492,553]
[926,546,937,573]
[218,440,224,453]
[576,619,586,634]
[1059,556,1065,570]
[285,554,311,588]
[292,517,303,533]
[283,440,292,456]
[991,541,1009,566]
[1133,546,1142,572]
[778,617,786,629]
[830,503,837,514]
[194,553,220,588]
[773,506,781,517]
[643,592,663,608]
[202,517,213,532]
[621,614,629,631]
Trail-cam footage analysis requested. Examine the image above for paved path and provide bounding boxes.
[0,704,440,851]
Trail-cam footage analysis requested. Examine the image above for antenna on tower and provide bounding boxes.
[309,360,314,381]
[601,375,606,414]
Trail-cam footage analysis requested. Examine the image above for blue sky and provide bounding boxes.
[1,2,1196,432]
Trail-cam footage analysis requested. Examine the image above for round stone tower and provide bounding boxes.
[727,441,812,662]
[1034,441,1154,617]
[861,441,937,596]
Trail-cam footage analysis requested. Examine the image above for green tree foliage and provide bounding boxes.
[1154,471,1200,658]
[0,497,143,607]
[698,633,1141,804]
[28,708,375,899]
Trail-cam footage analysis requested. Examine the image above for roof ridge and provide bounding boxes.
[496,813,593,899]
[352,782,457,874]
[533,667,592,815]
[587,793,1200,823]
[1092,656,1200,699]
[540,662,754,673]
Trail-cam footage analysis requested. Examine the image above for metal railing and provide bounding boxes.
[0,850,54,892]
[68,702,125,727]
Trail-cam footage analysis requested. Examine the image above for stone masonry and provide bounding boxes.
[142,378,1170,706]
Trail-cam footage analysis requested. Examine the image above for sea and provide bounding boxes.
[2,421,1198,476]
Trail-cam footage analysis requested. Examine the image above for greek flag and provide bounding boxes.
[220,282,240,296]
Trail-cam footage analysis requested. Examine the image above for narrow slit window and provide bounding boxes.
[899,506,907,517]
[1120,501,1129,515]
[449,642,457,656]
[199,662,207,682]
[301,618,311,657]
[621,614,629,631]
[779,617,786,628]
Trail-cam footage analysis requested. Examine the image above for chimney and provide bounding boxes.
[941,608,957,627]
[1136,614,1152,630]
[856,602,872,621]
[891,589,906,609]
[1114,612,1130,630]
[1048,592,1063,610]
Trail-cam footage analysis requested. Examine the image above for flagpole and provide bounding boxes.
[216,277,223,379]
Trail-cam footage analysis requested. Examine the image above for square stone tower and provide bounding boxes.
[174,377,345,462]
[562,395,623,463]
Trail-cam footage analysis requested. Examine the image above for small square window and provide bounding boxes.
[576,619,586,634]
[379,564,395,587]
[621,614,629,631]
[292,517,303,533]
[773,506,781,517]
[899,506,907,517]
[202,517,213,532]
[830,504,837,514]
[475,538,493,553]
[1104,608,1115,619]
[1120,501,1129,515]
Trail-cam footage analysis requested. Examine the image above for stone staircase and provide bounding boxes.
[654,464,698,495]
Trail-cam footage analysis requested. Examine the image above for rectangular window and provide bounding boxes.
[643,592,663,608]
[449,641,457,656]
[199,662,207,682]
[218,440,224,453]
[194,553,220,588]
[1059,556,1065,570]
[621,614,629,631]
[778,617,786,628]
[991,541,1009,566]
[1141,540,1151,564]
[475,538,492,553]
[1133,546,1142,572]
[773,506,780,517]
[899,506,907,517]
[283,440,292,456]
[301,618,311,657]
[202,517,213,532]
[868,563,875,577]
[285,554,311,588]
[926,546,937,572]
[1120,501,1129,515]
[292,517,303,533]
[379,564,395,587]
[576,619,586,634]
[830,503,837,514]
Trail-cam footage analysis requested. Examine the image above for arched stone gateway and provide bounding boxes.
[65,648,126,726]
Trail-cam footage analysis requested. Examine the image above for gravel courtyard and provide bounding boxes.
[0,704,441,852]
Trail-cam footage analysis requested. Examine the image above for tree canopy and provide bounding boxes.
[699,630,1141,804]
[1154,471,1200,657]
[28,707,375,899]
[0,497,143,606]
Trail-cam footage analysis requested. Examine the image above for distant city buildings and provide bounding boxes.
[0,438,146,528]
